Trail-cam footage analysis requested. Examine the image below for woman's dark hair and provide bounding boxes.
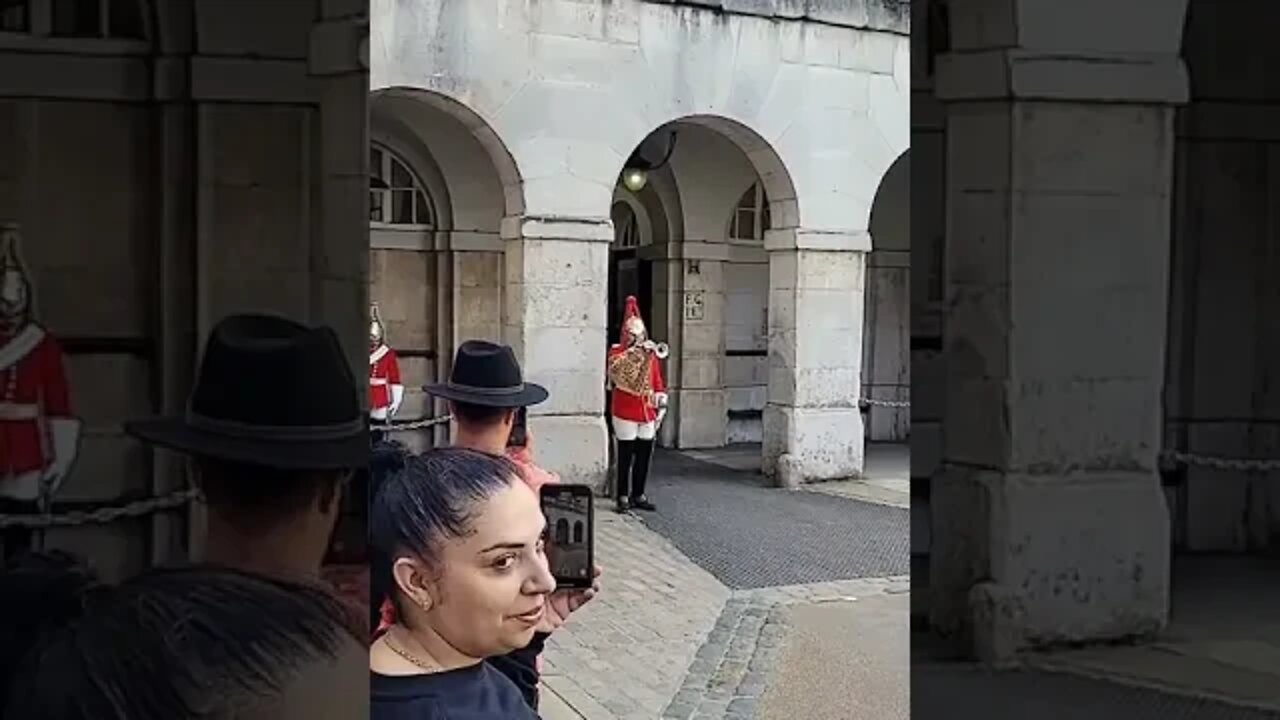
[0,550,353,720]
[369,446,521,627]
[368,439,410,631]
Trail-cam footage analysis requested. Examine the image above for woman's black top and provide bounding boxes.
[488,632,549,710]
[370,662,538,720]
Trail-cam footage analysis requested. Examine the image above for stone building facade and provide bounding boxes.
[369,0,911,488]
[0,0,368,580]
[915,0,1280,659]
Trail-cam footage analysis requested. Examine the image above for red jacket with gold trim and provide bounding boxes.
[607,343,666,424]
[0,325,72,476]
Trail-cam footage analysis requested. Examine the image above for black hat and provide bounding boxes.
[125,314,366,470]
[424,340,548,408]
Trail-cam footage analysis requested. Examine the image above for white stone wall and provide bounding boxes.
[371,0,910,485]
[0,0,368,580]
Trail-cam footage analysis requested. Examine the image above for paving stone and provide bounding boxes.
[725,697,759,719]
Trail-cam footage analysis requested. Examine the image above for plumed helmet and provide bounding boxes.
[370,303,385,344]
[0,223,33,327]
[620,295,646,343]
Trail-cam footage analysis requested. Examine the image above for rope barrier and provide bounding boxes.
[371,414,453,432]
[0,488,199,530]
[861,397,911,409]
[8,409,1276,533]
[1160,450,1280,472]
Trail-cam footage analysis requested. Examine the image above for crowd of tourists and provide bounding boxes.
[0,291,672,718]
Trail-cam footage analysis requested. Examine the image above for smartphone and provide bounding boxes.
[507,406,528,448]
[539,484,595,588]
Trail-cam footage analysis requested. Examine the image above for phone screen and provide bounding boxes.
[507,406,528,448]
[539,485,594,588]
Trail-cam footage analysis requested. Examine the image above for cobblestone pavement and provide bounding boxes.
[660,577,909,720]
[639,451,909,589]
[540,502,730,720]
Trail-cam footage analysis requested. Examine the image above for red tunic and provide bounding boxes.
[607,344,666,424]
[368,344,401,412]
[0,325,72,476]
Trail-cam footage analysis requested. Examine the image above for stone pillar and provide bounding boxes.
[763,229,867,487]
[310,11,371,393]
[863,247,910,441]
[504,216,610,488]
[673,245,727,449]
[451,231,504,344]
[928,20,1188,656]
[649,254,681,449]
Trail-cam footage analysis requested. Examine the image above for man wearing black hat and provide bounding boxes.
[424,339,600,712]
[424,339,550,456]
[119,313,369,718]
[125,314,367,599]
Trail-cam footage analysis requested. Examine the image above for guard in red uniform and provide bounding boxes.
[368,304,403,443]
[0,224,81,558]
[606,296,667,513]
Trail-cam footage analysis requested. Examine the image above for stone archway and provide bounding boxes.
[864,150,910,443]
[612,114,876,485]
[368,87,524,450]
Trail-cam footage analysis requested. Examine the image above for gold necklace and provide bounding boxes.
[384,630,442,673]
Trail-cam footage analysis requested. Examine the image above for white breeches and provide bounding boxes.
[612,417,656,441]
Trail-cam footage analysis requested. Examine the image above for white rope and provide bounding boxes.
[372,414,453,432]
[1160,450,1280,472]
[0,488,199,530]
[862,398,911,408]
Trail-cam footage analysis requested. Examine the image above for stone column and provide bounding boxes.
[672,244,728,450]
[929,31,1188,657]
[451,231,504,344]
[648,253,681,449]
[504,216,610,488]
[763,229,867,487]
[310,12,371,391]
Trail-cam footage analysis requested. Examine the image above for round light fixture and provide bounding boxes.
[622,167,648,192]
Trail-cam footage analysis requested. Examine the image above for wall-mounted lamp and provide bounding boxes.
[622,167,648,192]
[620,131,678,193]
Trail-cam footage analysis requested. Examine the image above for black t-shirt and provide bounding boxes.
[487,632,548,710]
[370,662,538,720]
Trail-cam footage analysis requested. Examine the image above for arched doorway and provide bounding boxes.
[368,88,521,451]
[608,116,814,481]
[863,150,910,443]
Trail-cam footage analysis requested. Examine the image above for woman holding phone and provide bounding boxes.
[370,447,569,719]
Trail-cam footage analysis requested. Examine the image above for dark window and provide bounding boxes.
[52,0,100,37]
[0,0,29,33]
[108,0,144,39]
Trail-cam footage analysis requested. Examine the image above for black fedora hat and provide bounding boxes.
[424,340,548,408]
[125,314,366,470]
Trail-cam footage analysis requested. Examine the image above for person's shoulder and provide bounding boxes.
[236,635,369,720]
